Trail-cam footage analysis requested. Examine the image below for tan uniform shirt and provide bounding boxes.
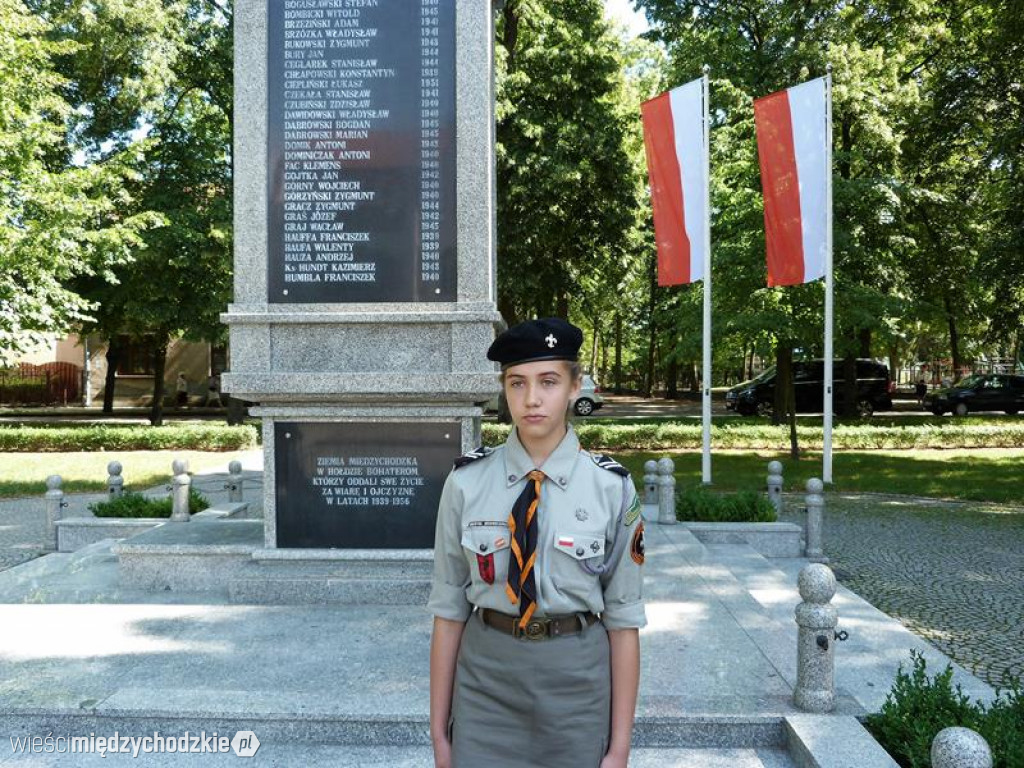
[428,424,646,630]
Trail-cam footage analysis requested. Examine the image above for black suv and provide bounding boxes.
[923,374,1024,416]
[726,359,893,417]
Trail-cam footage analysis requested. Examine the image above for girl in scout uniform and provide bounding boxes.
[428,318,646,768]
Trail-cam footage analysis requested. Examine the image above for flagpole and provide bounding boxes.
[823,65,834,484]
[701,65,712,485]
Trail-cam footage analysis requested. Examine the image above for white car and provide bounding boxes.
[484,375,605,417]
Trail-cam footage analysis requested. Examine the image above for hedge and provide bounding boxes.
[89,489,210,518]
[0,424,259,452]
[481,422,1024,451]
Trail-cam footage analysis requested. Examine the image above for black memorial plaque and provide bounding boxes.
[274,422,459,548]
[268,0,457,303]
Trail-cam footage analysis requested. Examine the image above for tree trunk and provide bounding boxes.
[841,352,857,418]
[643,254,657,398]
[888,344,900,386]
[859,328,872,358]
[943,294,962,380]
[589,314,599,373]
[773,343,794,427]
[102,338,123,414]
[148,336,170,427]
[600,329,608,382]
[665,359,679,399]
[614,313,623,394]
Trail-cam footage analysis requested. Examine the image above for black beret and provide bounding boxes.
[487,318,584,369]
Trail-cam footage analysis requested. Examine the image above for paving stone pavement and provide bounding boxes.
[780,492,1024,690]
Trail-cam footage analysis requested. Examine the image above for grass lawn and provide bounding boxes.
[615,449,1024,504]
[0,450,255,498]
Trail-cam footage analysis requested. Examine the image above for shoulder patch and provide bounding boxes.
[624,494,642,527]
[630,522,646,565]
[590,453,629,477]
[453,446,495,470]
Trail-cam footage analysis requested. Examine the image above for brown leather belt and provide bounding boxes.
[479,608,599,640]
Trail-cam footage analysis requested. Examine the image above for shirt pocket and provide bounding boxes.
[461,522,511,586]
[550,530,606,598]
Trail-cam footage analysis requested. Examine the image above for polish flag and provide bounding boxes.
[641,78,707,286]
[753,77,829,286]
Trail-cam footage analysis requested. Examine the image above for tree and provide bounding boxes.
[495,0,638,326]
[0,0,159,364]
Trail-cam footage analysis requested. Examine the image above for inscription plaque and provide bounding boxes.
[274,422,458,548]
[268,0,457,303]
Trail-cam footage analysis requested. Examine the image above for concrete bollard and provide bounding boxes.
[804,478,827,562]
[107,461,124,498]
[657,457,677,525]
[931,727,993,768]
[226,460,244,503]
[794,563,838,712]
[170,459,191,522]
[766,460,784,515]
[45,475,67,551]
[643,460,658,505]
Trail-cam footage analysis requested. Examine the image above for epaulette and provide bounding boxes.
[590,453,630,477]
[453,446,495,469]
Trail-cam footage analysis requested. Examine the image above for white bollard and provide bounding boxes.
[931,727,993,768]
[226,460,244,503]
[170,459,191,522]
[643,460,658,505]
[45,475,67,551]
[766,460,784,515]
[794,563,838,713]
[107,461,124,498]
[657,457,677,525]
[804,478,827,562]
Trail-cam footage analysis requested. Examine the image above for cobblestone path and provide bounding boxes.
[783,493,1024,690]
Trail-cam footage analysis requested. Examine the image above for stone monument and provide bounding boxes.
[222,0,501,551]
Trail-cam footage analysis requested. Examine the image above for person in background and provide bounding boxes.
[915,378,928,406]
[175,372,189,408]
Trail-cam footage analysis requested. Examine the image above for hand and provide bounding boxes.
[432,734,452,768]
[599,747,629,768]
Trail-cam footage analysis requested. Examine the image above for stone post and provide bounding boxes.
[45,475,66,551]
[170,460,191,522]
[643,460,658,505]
[794,563,837,713]
[226,460,244,503]
[107,461,124,499]
[766,460,783,515]
[657,457,677,525]
[805,477,827,562]
[931,727,993,768]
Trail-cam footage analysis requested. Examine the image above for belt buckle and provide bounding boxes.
[519,619,547,641]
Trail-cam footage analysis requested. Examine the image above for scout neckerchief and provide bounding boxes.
[505,469,543,628]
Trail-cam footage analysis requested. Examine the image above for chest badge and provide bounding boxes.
[575,508,588,522]
[476,553,495,584]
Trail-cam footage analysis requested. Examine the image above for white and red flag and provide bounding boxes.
[753,77,829,286]
[641,78,708,286]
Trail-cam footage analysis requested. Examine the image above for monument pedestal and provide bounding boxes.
[221,0,502,563]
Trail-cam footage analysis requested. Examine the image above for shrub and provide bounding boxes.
[0,424,259,452]
[864,649,1024,767]
[89,489,210,518]
[480,420,1024,451]
[675,486,777,522]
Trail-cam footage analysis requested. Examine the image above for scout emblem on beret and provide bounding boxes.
[630,522,646,565]
[453,445,494,469]
[591,453,630,477]
[486,317,583,369]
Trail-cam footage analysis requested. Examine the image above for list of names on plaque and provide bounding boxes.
[267,0,456,304]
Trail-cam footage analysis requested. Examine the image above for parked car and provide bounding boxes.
[923,373,1024,416]
[725,359,893,417]
[484,375,605,417]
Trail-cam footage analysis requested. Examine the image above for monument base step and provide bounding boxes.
[229,574,430,604]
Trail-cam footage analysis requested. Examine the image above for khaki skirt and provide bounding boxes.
[451,610,611,768]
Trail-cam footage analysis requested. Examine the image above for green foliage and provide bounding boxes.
[675,486,776,522]
[480,421,1024,451]
[0,0,162,364]
[0,423,258,452]
[865,649,1024,768]
[89,488,209,518]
